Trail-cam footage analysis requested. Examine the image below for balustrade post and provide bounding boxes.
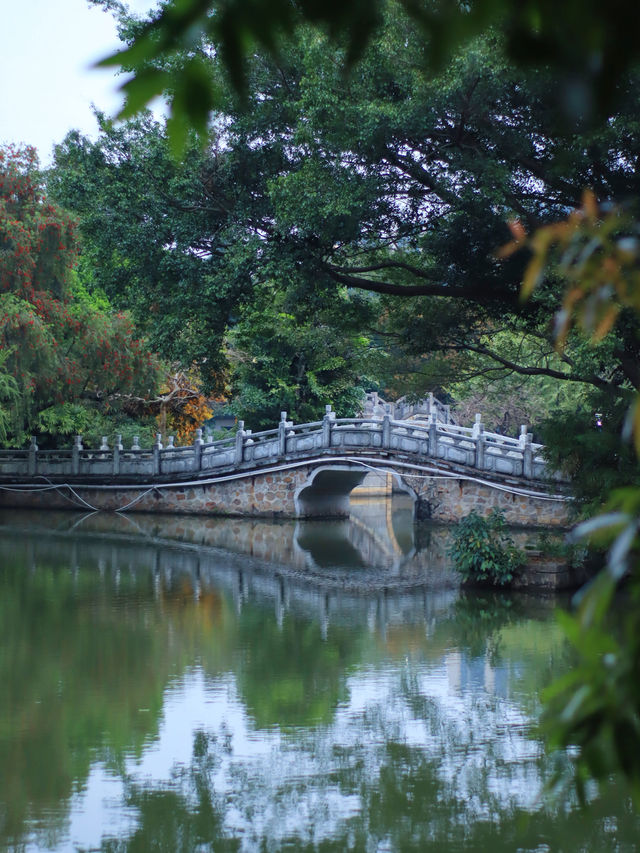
[113,434,123,475]
[370,397,377,418]
[428,412,438,457]
[523,432,533,478]
[428,392,434,419]
[28,435,38,476]
[471,414,482,439]
[382,414,391,450]
[322,404,334,448]
[474,420,485,470]
[235,421,245,465]
[153,433,162,476]
[194,428,203,471]
[519,425,528,449]
[72,435,82,475]
[443,404,451,425]
[278,412,287,456]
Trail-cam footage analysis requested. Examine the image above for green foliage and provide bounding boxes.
[443,330,591,436]
[534,530,589,571]
[51,20,640,414]
[93,0,640,153]
[34,402,157,450]
[539,389,640,513]
[226,284,375,428]
[542,571,640,806]
[0,144,162,445]
[0,348,19,443]
[448,511,524,587]
[49,118,251,394]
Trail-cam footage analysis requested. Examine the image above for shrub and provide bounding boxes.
[448,510,524,587]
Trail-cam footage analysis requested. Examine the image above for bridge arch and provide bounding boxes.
[293,462,419,518]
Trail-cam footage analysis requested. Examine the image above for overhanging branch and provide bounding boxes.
[458,343,620,392]
[323,263,481,299]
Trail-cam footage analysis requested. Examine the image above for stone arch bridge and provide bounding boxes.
[0,407,570,526]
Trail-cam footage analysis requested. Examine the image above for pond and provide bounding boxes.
[0,503,637,851]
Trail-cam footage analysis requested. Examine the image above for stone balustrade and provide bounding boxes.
[0,405,555,484]
[362,391,456,425]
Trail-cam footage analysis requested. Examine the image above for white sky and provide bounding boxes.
[0,0,157,165]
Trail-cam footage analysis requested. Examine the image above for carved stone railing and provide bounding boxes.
[0,406,555,483]
[362,391,457,425]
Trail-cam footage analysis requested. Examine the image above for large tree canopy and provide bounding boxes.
[51,10,640,412]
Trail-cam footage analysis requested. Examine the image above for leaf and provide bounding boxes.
[180,59,219,134]
[560,684,592,724]
[607,520,638,580]
[117,69,171,119]
[166,112,189,159]
[571,512,629,541]
[520,254,545,299]
[592,304,620,340]
[582,189,598,221]
[94,29,159,71]
[495,238,522,259]
[555,608,583,646]
[508,218,527,242]
[541,667,583,703]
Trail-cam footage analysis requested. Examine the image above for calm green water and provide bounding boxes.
[0,507,638,852]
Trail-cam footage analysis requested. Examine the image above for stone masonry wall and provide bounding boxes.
[410,475,570,527]
[0,464,571,527]
[0,467,312,517]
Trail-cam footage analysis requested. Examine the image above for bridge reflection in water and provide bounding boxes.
[0,498,461,637]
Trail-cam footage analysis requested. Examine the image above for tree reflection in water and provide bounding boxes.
[100,687,639,853]
[0,510,637,851]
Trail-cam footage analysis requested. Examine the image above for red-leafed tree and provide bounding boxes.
[0,145,161,445]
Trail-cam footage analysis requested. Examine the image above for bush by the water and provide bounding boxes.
[448,510,524,586]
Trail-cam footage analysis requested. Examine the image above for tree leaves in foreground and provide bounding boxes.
[508,195,640,805]
[93,0,640,153]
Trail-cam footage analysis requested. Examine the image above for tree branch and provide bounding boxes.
[458,342,619,391]
[322,263,484,299]
[326,260,440,281]
[381,149,458,207]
